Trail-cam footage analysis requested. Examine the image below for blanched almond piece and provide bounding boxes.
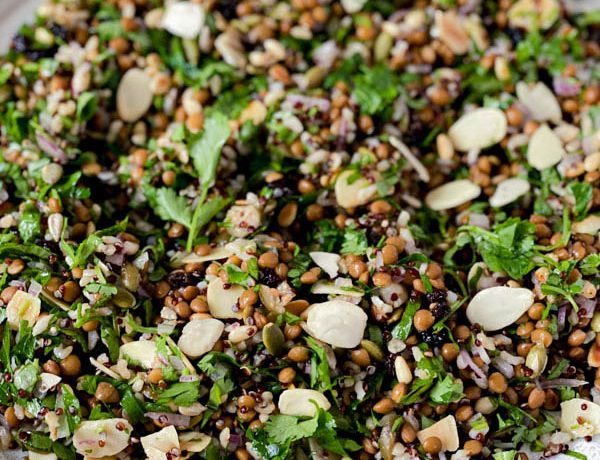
[141,425,180,460]
[516,81,562,123]
[448,108,507,151]
[334,170,378,209]
[417,415,459,452]
[73,419,132,458]
[207,278,244,319]
[560,398,600,439]
[28,453,57,460]
[394,356,413,384]
[162,1,204,39]
[306,299,368,348]
[425,179,481,211]
[489,177,530,207]
[466,286,534,331]
[309,251,340,278]
[527,124,565,171]
[177,318,225,358]
[278,389,331,417]
[7,290,41,330]
[119,340,159,369]
[572,215,600,235]
[179,432,212,453]
[117,68,153,122]
[436,11,469,55]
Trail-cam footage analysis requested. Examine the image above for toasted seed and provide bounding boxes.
[360,339,384,361]
[262,323,285,356]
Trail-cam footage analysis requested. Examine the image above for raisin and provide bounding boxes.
[259,268,280,287]
[167,270,192,288]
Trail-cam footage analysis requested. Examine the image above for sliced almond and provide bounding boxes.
[73,419,132,458]
[28,453,57,460]
[278,389,331,417]
[508,0,559,31]
[179,432,211,453]
[6,290,41,330]
[394,356,413,384]
[117,68,153,122]
[119,340,159,369]
[436,10,469,55]
[306,299,368,348]
[527,124,565,171]
[141,425,180,460]
[334,170,378,209]
[560,398,600,439]
[171,246,235,267]
[489,177,530,207]
[417,415,459,452]
[177,318,225,358]
[572,215,600,235]
[466,286,534,331]
[309,252,341,279]
[425,179,481,211]
[390,136,430,183]
[311,281,364,297]
[448,108,507,151]
[207,278,244,319]
[162,1,204,39]
[225,205,263,238]
[516,81,562,123]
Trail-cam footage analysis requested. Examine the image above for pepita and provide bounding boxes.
[360,339,384,361]
[525,343,547,378]
[263,323,285,356]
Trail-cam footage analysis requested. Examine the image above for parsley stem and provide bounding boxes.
[185,186,208,252]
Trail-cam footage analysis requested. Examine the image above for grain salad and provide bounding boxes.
[0,0,599,459]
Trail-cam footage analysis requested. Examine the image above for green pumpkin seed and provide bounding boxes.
[263,322,285,356]
[121,263,140,292]
[304,67,325,89]
[113,287,136,309]
[525,343,547,377]
[360,339,384,361]
[374,32,393,63]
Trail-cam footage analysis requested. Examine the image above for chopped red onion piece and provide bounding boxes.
[145,412,190,427]
[540,379,588,389]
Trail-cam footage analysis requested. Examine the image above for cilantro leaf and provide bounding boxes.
[429,375,463,404]
[352,65,398,116]
[155,187,193,228]
[157,381,200,407]
[391,301,419,341]
[580,253,600,275]
[340,226,369,255]
[568,182,592,220]
[190,112,230,192]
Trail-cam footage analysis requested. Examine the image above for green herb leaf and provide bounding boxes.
[429,375,463,404]
[76,92,98,123]
[155,187,193,228]
[190,112,230,192]
[391,301,419,341]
